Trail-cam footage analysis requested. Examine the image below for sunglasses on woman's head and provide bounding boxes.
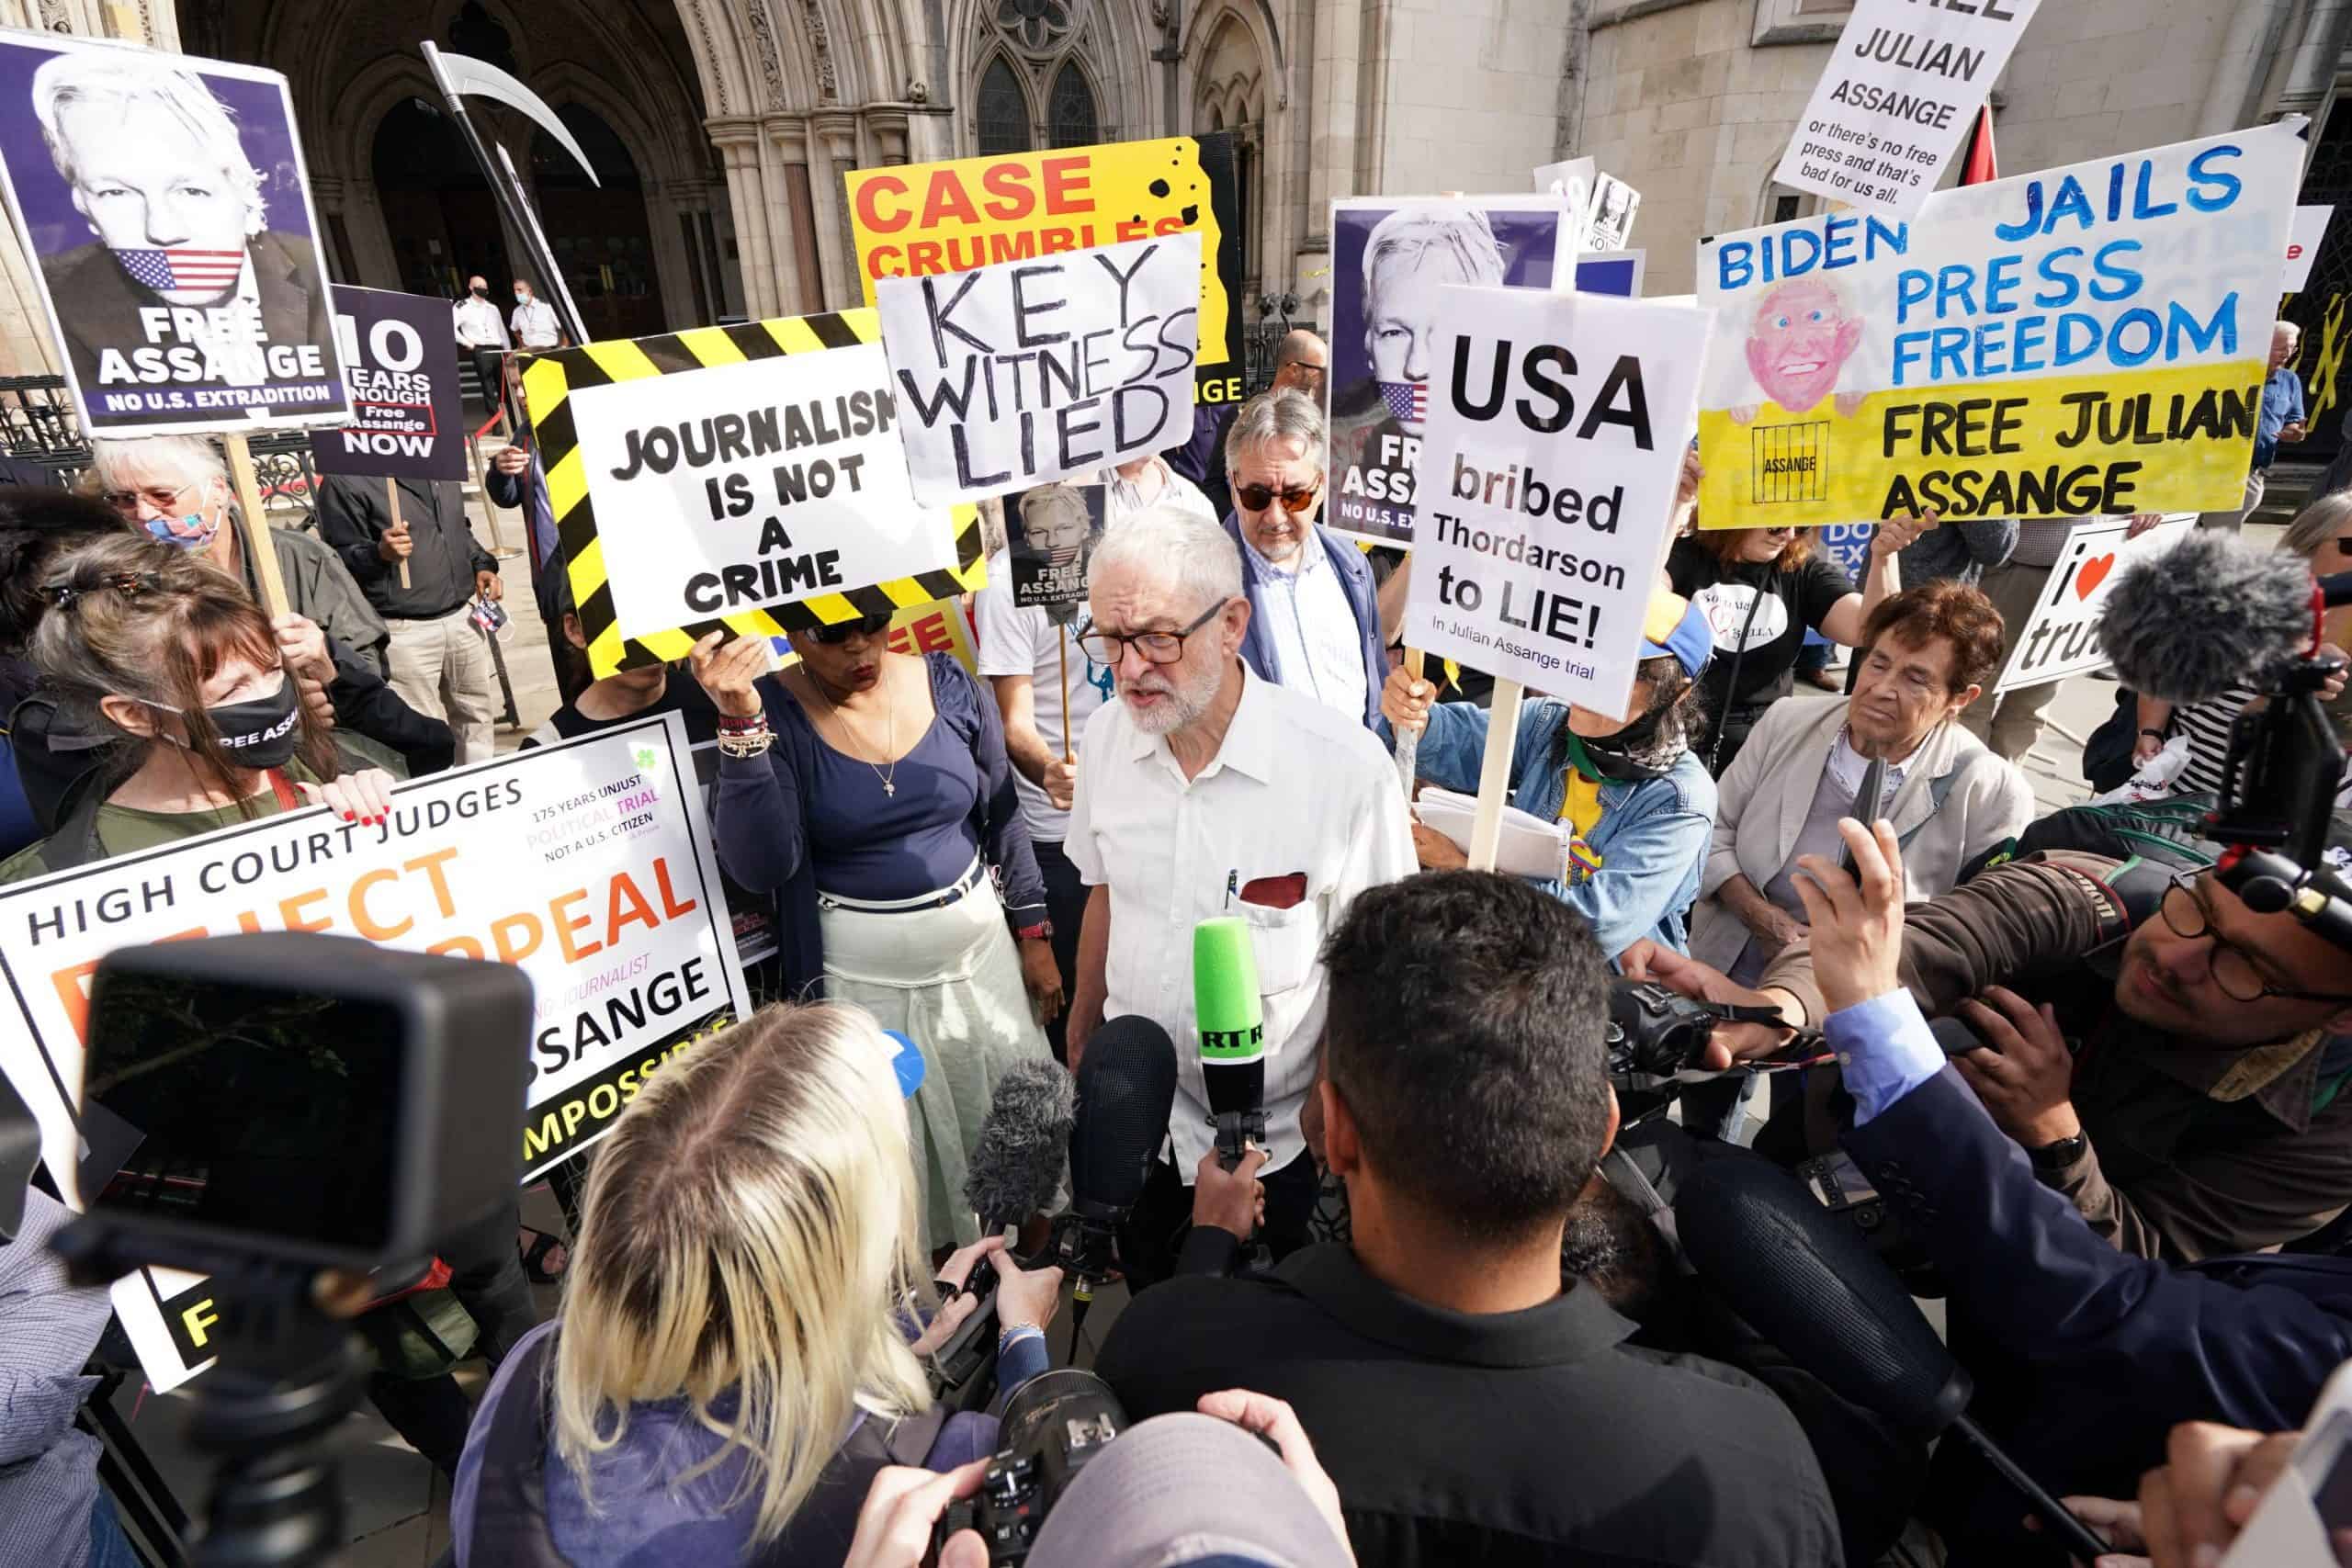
[808,613,893,646]
[1236,480,1322,514]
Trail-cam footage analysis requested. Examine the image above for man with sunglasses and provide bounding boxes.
[1635,823,2352,1266]
[1219,389,1385,730]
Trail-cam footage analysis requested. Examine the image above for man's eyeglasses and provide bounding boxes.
[1235,480,1323,515]
[100,479,201,516]
[808,612,892,646]
[2157,878,2352,1005]
[1074,597,1229,666]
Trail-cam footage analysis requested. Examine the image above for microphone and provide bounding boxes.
[1059,1015,1180,1292]
[2098,529,2316,704]
[964,1059,1076,1239]
[1675,1157,2112,1565]
[1193,917,1268,1170]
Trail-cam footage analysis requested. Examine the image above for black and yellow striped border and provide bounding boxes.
[519,309,986,677]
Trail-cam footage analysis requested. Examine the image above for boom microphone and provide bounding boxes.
[964,1059,1076,1238]
[1193,917,1268,1169]
[1057,1015,1179,1304]
[2098,529,2316,704]
[1676,1157,2112,1564]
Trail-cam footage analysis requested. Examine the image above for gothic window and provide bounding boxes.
[1047,62,1097,149]
[977,55,1030,155]
[997,0,1074,53]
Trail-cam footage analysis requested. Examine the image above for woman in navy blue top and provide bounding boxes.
[694,615,1060,1252]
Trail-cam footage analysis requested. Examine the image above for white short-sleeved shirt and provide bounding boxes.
[1064,664,1416,1179]
[976,550,1112,841]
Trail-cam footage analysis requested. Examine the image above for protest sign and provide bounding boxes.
[1010,482,1106,611]
[1775,0,2041,217]
[310,286,466,481]
[0,717,748,1388]
[1402,286,1710,719]
[1991,514,2195,693]
[1329,198,1589,548]
[876,231,1202,507]
[1535,157,1595,222]
[765,595,978,675]
[847,134,1246,404]
[0,32,347,437]
[2288,205,2335,293]
[1697,120,2305,532]
[1589,175,1641,253]
[519,309,987,679]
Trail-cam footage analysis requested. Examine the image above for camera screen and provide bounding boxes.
[81,971,406,1253]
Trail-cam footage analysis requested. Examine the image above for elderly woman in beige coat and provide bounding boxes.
[1689,580,2037,983]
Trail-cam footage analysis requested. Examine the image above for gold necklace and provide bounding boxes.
[808,667,900,797]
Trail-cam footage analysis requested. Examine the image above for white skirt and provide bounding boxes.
[819,869,1051,1251]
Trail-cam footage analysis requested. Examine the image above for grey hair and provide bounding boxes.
[1089,504,1241,618]
[1363,203,1506,311]
[2279,487,2352,561]
[2278,321,2304,348]
[1224,388,1326,475]
[31,51,267,236]
[87,435,229,495]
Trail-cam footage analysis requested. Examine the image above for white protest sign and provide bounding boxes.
[562,342,956,644]
[2287,205,2334,293]
[0,717,747,1389]
[876,231,1203,507]
[1403,286,1710,719]
[1536,156,1596,242]
[1775,0,2041,218]
[1991,513,2195,693]
[1588,175,1641,253]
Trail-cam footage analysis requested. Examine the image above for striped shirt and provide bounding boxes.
[2174,684,2257,796]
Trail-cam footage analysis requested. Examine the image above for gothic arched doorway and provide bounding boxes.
[373,96,514,303]
[531,104,662,342]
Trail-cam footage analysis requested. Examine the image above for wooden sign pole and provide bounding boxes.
[1057,634,1073,761]
[1392,646,1424,801]
[221,434,290,620]
[385,476,411,591]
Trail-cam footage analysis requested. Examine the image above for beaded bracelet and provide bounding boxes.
[717,728,774,759]
[716,711,765,734]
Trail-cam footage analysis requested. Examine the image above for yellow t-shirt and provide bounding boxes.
[1556,769,1604,840]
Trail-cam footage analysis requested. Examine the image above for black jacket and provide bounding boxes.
[315,475,496,621]
[1095,1242,1844,1567]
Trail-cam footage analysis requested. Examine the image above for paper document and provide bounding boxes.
[1414,787,1573,881]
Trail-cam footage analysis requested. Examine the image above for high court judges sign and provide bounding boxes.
[0,31,346,437]
[0,719,749,1387]
[1696,119,2305,532]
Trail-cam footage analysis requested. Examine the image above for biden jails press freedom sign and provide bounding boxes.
[309,286,466,482]
[1696,119,2305,532]
[1403,287,1711,719]
[876,231,1203,509]
[1776,0,2038,218]
[0,716,748,1390]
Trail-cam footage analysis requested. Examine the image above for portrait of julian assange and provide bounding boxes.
[5,40,343,435]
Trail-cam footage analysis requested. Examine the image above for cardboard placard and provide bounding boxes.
[1698,120,2305,531]
[518,310,987,679]
[1010,482,1106,611]
[1774,0,2041,218]
[0,717,748,1389]
[311,286,466,481]
[845,133,1247,404]
[1402,287,1711,719]
[0,30,348,436]
[876,231,1202,508]
[1991,514,2195,693]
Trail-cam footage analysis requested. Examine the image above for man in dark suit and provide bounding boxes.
[28,48,335,430]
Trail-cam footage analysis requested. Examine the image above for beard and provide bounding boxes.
[1120,654,1223,736]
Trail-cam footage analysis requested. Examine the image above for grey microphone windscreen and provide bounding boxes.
[2098,529,2313,704]
[963,1058,1076,1235]
[1676,1156,1969,1437]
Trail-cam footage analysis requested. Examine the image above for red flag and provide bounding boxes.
[1961,106,1998,186]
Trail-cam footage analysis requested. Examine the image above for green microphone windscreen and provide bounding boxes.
[1193,916,1265,1062]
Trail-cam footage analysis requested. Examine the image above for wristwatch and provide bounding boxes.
[2028,1131,2089,1171]
[2137,728,2167,741]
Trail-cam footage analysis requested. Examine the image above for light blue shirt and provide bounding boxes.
[1825,988,1945,1125]
[1240,532,1368,721]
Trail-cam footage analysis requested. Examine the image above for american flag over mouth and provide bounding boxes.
[110,246,245,293]
[1379,378,1428,423]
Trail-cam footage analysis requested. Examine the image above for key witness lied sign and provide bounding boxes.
[310,286,467,483]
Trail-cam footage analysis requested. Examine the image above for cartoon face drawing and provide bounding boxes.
[1745,277,1863,416]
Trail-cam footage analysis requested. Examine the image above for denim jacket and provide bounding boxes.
[1416,698,1716,962]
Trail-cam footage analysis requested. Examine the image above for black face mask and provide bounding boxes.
[157,673,303,770]
[469,285,489,298]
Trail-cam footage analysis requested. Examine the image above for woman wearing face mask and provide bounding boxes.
[0,536,395,883]
[1380,588,1720,963]
[691,616,1059,1255]
[1668,513,1924,776]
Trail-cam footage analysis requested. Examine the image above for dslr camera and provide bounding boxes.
[938,1368,1127,1563]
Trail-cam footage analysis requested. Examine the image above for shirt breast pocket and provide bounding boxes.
[1236,897,1320,998]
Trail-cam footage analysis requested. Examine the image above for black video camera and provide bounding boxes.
[937,1368,1127,1563]
[2211,644,2352,959]
[1606,980,1818,1125]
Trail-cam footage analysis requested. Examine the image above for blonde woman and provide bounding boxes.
[452,1003,1065,1567]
